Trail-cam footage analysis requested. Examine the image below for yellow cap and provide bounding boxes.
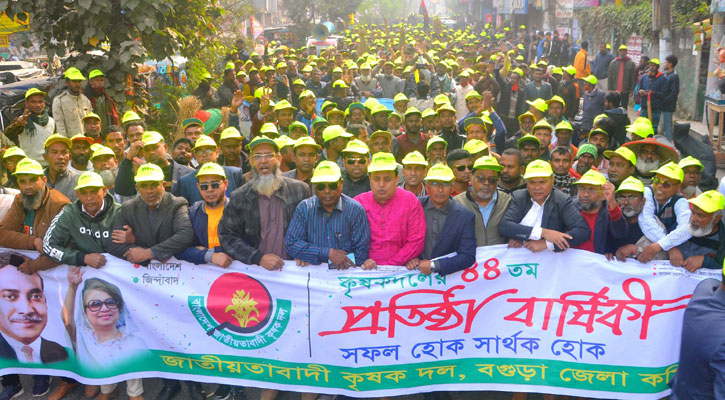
[463,139,488,154]
[465,90,482,101]
[616,176,645,193]
[3,146,26,159]
[546,95,566,107]
[401,151,428,166]
[426,136,447,152]
[433,94,451,105]
[421,108,437,119]
[82,112,101,121]
[688,190,725,214]
[653,161,684,182]
[195,162,226,179]
[323,125,353,142]
[121,110,142,124]
[12,158,44,176]
[141,131,164,146]
[554,120,574,132]
[88,69,104,79]
[64,67,86,81]
[523,159,553,180]
[326,108,345,119]
[582,75,598,86]
[368,152,399,173]
[370,130,392,141]
[393,93,409,103]
[74,171,105,190]
[299,89,316,99]
[260,123,280,137]
[274,135,296,149]
[588,128,609,140]
[43,133,72,149]
[603,146,637,166]
[90,143,102,153]
[294,136,321,150]
[310,160,342,183]
[342,139,369,155]
[436,103,457,115]
[526,98,548,113]
[532,119,553,132]
[574,169,607,186]
[424,163,454,182]
[134,163,165,183]
[24,87,46,99]
[473,155,503,172]
[220,127,243,141]
[678,156,703,170]
[517,134,542,149]
[371,104,392,116]
[649,58,660,66]
[518,111,535,123]
[246,135,278,151]
[90,145,115,160]
[193,135,217,150]
[274,100,297,113]
[626,120,654,139]
[332,79,348,89]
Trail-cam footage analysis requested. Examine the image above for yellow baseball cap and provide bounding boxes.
[424,163,454,182]
[618,44,628,50]
[649,58,660,65]
[368,152,399,173]
[546,95,566,107]
[436,103,456,115]
[220,127,243,141]
[463,139,488,154]
[342,139,369,155]
[24,87,46,99]
[332,79,348,89]
[322,125,353,142]
[82,112,101,121]
[134,163,165,183]
[616,176,645,193]
[517,134,542,149]
[299,89,316,99]
[12,158,43,176]
[574,169,607,186]
[426,136,448,152]
[274,135,296,149]
[393,93,409,103]
[371,104,392,116]
[311,160,342,183]
[523,159,553,180]
[678,156,703,170]
[64,67,86,81]
[3,146,26,159]
[555,120,574,132]
[626,120,654,139]
[326,108,345,119]
[274,100,297,113]
[141,131,164,146]
[526,98,548,113]
[532,119,553,132]
[688,190,725,214]
[603,146,637,166]
[465,90,482,101]
[260,123,280,137]
[473,155,503,172]
[402,151,428,166]
[121,110,142,124]
[90,145,115,160]
[433,94,451,105]
[88,69,104,79]
[588,128,609,140]
[193,135,217,150]
[653,161,684,182]
[246,135,279,151]
[294,136,321,150]
[370,130,392,141]
[195,162,226,179]
[44,133,72,149]
[517,111,535,124]
[74,171,105,190]
[582,75,598,86]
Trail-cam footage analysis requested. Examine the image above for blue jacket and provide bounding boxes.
[573,199,629,255]
[418,196,477,276]
[637,72,668,111]
[176,199,228,264]
[592,51,615,79]
[172,165,244,205]
[662,71,680,113]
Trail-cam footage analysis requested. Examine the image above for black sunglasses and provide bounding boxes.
[455,164,474,172]
[652,177,674,189]
[346,158,367,165]
[315,182,339,191]
[474,175,499,185]
[85,298,119,312]
[199,181,222,191]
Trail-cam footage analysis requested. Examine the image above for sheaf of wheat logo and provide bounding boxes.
[225,290,260,328]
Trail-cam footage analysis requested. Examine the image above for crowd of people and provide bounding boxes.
[0,20,721,400]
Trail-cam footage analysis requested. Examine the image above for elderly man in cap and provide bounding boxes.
[321,125,352,168]
[455,156,512,246]
[426,136,448,166]
[637,162,692,264]
[172,135,243,204]
[400,151,428,197]
[52,67,92,137]
[89,146,119,190]
[406,163,475,275]
[608,176,662,261]
[3,88,55,165]
[42,134,80,201]
[341,139,371,198]
[115,131,194,196]
[352,63,380,98]
[376,62,405,98]
[499,160,590,252]
[81,112,103,143]
[218,135,310,269]
[283,136,320,192]
[674,190,725,272]
[572,169,628,254]
[572,143,598,178]
[604,146,636,187]
[67,134,93,174]
[396,107,429,162]
[286,160,370,268]
[354,152,425,268]
[678,156,703,199]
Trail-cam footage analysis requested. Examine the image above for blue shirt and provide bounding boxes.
[285,194,370,265]
[477,191,498,227]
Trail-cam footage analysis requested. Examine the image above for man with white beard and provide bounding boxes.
[677,190,725,272]
[352,64,380,98]
[678,156,703,199]
[623,138,678,186]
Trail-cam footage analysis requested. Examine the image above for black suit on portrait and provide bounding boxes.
[0,333,68,364]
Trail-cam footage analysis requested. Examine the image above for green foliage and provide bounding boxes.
[672,0,709,26]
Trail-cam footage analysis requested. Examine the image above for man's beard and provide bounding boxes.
[689,219,715,237]
[681,185,697,198]
[97,168,117,190]
[252,165,283,196]
[621,204,642,218]
[22,187,44,211]
[73,155,90,167]
[500,172,518,184]
[636,157,660,175]
[474,188,493,201]
[579,198,602,212]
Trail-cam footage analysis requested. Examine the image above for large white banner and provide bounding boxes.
[0,245,718,399]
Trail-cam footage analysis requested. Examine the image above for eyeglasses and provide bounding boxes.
[652,177,675,189]
[455,164,474,172]
[85,298,119,312]
[474,175,498,185]
[315,182,339,191]
[346,158,367,165]
[427,181,452,188]
[253,153,275,161]
[199,181,222,191]
[194,148,216,156]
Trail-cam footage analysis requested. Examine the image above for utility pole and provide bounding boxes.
[652,0,671,62]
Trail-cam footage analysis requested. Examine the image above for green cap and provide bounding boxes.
[196,162,226,179]
[523,160,553,180]
[473,155,503,172]
[74,171,105,190]
[616,176,645,193]
[574,169,607,186]
[576,143,598,160]
[246,135,278,151]
[368,152,399,173]
[134,163,165,183]
[424,163,454,182]
[13,158,44,176]
[688,190,725,214]
[323,125,353,142]
[64,67,86,81]
[311,160,342,183]
[141,131,164,146]
[402,151,428,166]
[193,135,217,150]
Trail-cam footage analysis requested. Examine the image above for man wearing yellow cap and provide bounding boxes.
[406,163,475,276]
[400,151,428,197]
[52,67,92,137]
[674,190,725,272]
[500,160,590,252]
[191,70,221,109]
[678,156,703,199]
[609,176,661,261]
[282,136,320,192]
[1,147,26,190]
[604,146,636,188]
[637,162,691,264]
[571,170,628,254]
[85,69,120,131]
[3,88,55,165]
[42,134,80,202]
[375,62,405,99]
[607,45,636,109]
[286,160,370,268]
[81,112,103,142]
[352,63,380,98]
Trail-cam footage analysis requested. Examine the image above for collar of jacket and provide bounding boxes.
[75,191,116,219]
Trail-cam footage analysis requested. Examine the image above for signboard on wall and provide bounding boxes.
[627,34,643,65]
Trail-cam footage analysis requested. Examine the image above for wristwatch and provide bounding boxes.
[430,261,441,274]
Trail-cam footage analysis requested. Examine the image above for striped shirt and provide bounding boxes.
[285,194,370,265]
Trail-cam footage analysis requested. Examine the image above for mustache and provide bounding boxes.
[9,314,43,323]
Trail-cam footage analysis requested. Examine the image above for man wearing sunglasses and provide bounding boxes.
[341,139,372,199]
[406,164,476,276]
[286,161,370,269]
[455,156,512,246]
[446,149,473,197]
[637,162,692,265]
